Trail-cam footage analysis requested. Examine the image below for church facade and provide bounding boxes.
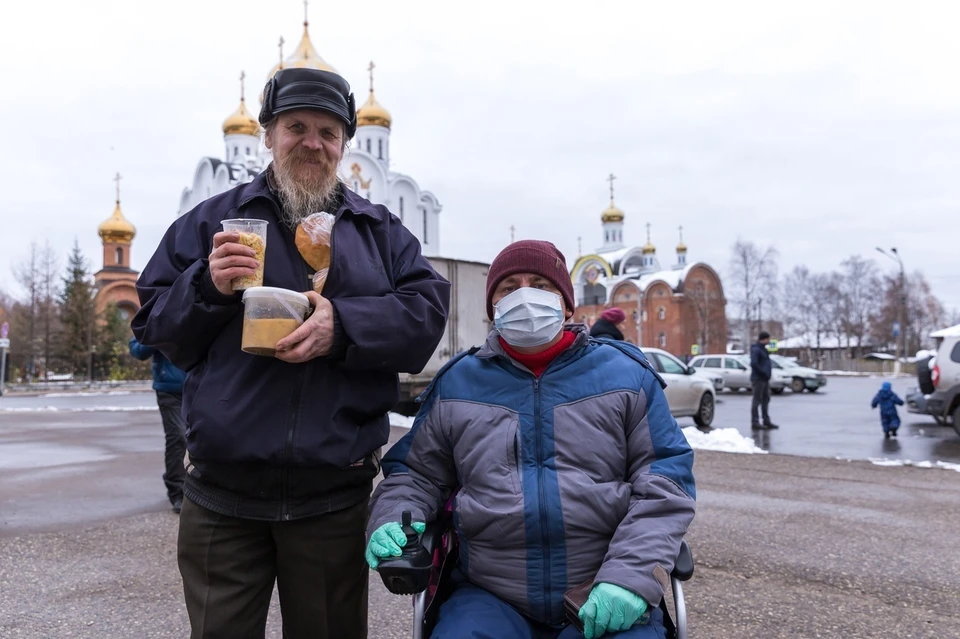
[176,12,442,257]
[570,178,727,358]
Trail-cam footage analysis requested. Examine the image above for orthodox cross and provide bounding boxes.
[368,61,376,93]
[577,236,582,255]
[239,70,246,102]
[278,36,285,67]
[606,172,616,201]
[113,172,122,204]
[678,225,684,243]
[510,225,516,243]
[646,222,652,244]
[303,0,309,26]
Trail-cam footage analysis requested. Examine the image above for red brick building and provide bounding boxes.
[570,191,727,358]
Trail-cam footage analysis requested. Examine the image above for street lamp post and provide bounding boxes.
[876,247,906,375]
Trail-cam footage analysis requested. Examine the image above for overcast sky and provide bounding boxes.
[1,0,958,315]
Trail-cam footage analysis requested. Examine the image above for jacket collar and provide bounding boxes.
[238,165,383,223]
[477,324,590,362]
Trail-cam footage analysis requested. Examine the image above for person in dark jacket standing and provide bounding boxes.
[871,381,904,439]
[129,336,188,513]
[590,306,627,341]
[131,68,450,639]
[750,331,778,429]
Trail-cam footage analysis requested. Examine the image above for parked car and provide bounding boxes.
[689,354,788,394]
[769,355,827,393]
[923,324,960,435]
[639,347,716,427]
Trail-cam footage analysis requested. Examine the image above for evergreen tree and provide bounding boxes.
[58,241,96,377]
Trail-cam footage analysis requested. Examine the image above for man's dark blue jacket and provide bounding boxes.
[131,172,450,520]
[128,336,186,394]
[750,341,772,382]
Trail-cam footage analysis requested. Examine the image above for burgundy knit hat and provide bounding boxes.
[486,240,575,320]
[601,307,626,324]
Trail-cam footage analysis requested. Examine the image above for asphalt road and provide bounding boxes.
[1,381,959,638]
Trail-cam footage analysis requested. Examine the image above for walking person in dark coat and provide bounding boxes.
[129,337,187,513]
[590,307,626,341]
[132,67,450,639]
[871,381,904,439]
[750,331,779,429]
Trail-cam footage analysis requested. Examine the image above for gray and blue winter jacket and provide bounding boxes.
[368,326,696,625]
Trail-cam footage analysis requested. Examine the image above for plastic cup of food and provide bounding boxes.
[240,287,311,357]
[222,218,268,290]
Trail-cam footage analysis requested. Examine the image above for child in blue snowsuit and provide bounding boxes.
[871,381,904,439]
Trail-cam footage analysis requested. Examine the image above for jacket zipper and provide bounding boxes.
[281,251,312,522]
[533,376,551,620]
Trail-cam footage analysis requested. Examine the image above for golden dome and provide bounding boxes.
[601,200,624,223]
[676,241,687,253]
[264,22,337,90]
[642,242,657,255]
[357,90,392,129]
[222,98,260,137]
[99,202,136,244]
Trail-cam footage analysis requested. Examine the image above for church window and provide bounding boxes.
[641,310,648,322]
[366,139,371,153]
[619,231,623,243]
[605,231,609,243]
[354,181,359,192]
[399,197,404,221]
[659,332,667,348]
[233,146,238,157]
[658,307,666,320]
[246,146,251,155]
[115,247,123,265]
[423,210,429,243]
[378,139,383,159]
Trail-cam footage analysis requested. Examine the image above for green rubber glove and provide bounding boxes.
[365,521,426,570]
[578,582,649,639]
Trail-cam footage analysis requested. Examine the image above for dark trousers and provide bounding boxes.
[156,391,186,504]
[178,497,369,639]
[751,380,771,426]
[430,583,666,638]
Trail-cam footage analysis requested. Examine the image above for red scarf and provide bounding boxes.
[499,330,577,377]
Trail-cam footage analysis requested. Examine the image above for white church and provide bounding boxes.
[177,12,442,257]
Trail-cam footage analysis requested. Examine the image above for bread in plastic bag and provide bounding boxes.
[295,212,335,272]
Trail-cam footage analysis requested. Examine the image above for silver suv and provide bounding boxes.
[924,324,960,436]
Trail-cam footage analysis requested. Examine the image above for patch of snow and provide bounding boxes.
[41,391,134,398]
[681,427,767,454]
[0,406,157,413]
[389,412,416,428]
[868,458,960,473]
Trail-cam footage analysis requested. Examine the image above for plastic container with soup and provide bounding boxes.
[241,287,311,357]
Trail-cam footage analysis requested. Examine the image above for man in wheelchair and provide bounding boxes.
[367,240,696,639]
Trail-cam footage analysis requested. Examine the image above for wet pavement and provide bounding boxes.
[694,376,960,465]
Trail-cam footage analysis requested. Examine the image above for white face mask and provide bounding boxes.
[494,287,565,348]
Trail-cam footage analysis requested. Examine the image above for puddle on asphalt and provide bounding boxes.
[0,442,115,469]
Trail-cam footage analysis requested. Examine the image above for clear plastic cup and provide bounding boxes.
[222,218,268,290]
[240,287,311,357]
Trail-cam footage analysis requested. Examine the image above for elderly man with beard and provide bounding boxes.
[132,68,450,639]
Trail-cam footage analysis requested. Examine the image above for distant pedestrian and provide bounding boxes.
[590,307,627,341]
[871,381,904,439]
[750,331,779,430]
[129,337,187,513]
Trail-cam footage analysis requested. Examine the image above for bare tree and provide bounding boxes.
[729,239,779,346]
[839,255,880,357]
[38,242,60,376]
[782,265,814,339]
[808,273,833,366]
[12,243,39,381]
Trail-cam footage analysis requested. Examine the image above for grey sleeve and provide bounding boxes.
[595,373,697,607]
[367,391,457,537]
